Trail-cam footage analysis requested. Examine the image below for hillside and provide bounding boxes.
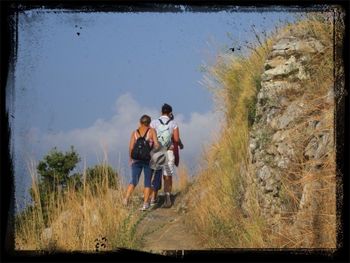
[15,13,343,252]
[184,14,342,248]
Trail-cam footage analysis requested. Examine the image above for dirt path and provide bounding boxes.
[135,192,204,253]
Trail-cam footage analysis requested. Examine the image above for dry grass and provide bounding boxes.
[15,157,192,252]
[185,32,272,248]
[269,14,337,248]
[185,13,337,248]
[172,164,191,194]
[15,158,144,252]
[272,96,336,248]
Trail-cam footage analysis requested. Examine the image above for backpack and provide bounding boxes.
[156,119,172,148]
[131,129,151,161]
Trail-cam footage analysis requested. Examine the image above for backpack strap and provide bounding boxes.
[136,128,150,139]
[143,128,150,138]
[159,118,171,125]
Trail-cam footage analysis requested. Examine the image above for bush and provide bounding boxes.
[85,164,119,194]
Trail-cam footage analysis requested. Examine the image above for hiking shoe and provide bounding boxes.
[150,198,158,208]
[163,193,172,208]
[140,203,150,211]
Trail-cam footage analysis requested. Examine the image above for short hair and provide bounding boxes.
[140,115,151,126]
[161,103,173,114]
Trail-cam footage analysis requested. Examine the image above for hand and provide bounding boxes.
[154,143,161,151]
[128,159,133,166]
[179,140,184,150]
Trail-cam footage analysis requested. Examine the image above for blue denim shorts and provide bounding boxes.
[151,169,163,191]
[130,160,152,188]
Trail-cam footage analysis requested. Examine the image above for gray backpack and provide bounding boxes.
[156,119,172,148]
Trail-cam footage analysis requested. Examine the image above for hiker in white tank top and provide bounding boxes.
[150,103,182,208]
[123,115,159,211]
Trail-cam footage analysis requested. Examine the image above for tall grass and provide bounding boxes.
[15,156,193,251]
[185,32,272,248]
[172,164,191,194]
[186,13,337,248]
[15,158,143,251]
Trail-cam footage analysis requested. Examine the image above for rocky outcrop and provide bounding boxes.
[241,34,335,247]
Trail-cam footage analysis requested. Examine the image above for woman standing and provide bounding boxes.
[123,115,159,211]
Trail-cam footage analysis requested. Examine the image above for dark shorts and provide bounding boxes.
[130,160,152,188]
[151,169,163,191]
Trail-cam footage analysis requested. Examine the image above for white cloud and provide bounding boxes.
[175,111,223,172]
[35,93,222,177]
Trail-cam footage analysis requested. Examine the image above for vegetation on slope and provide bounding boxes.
[15,147,192,251]
[186,13,337,248]
[15,149,141,251]
[186,33,272,248]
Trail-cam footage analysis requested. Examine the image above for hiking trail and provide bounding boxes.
[134,192,204,253]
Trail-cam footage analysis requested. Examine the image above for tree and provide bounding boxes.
[37,146,81,192]
[30,146,81,225]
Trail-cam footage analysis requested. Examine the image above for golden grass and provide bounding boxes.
[185,34,272,248]
[186,13,337,248]
[271,15,337,248]
[15,156,193,252]
[15,158,143,252]
[172,164,191,194]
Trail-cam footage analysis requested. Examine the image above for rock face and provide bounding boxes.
[241,34,335,247]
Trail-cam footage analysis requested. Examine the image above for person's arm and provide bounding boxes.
[173,127,180,144]
[129,131,135,164]
[151,128,160,149]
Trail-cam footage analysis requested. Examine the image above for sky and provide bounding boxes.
[8,6,299,210]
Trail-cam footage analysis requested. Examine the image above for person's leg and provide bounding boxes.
[163,176,172,193]
[163,150,175,208]
[124,161,142,205]
[124,184,135,205]
[163,176,172,208]
[150,169,162,206]
[143,162,153,207]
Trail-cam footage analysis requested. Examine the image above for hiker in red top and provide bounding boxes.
[170,113,184,167]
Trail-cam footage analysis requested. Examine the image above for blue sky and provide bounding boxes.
[10,7,298,209]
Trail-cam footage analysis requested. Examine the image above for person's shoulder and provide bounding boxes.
[170,119,178,128]
[131,129,136,138]
[151,118,159,127]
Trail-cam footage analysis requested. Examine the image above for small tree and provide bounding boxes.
[37,146,81,191]
[30,146,81,225]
